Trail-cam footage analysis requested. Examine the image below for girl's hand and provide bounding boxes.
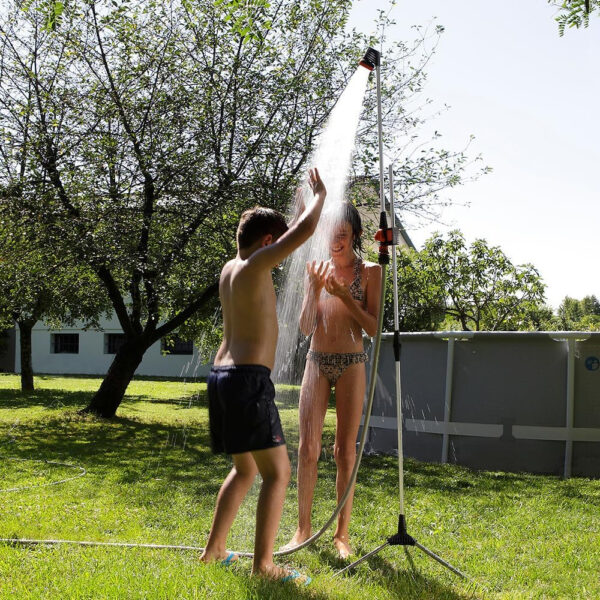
[307,260,329,293]
[324,272,351,300]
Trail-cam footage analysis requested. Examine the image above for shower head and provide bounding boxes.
[359,47,380,71]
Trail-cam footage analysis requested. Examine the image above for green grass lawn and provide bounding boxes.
[0,374,598,599]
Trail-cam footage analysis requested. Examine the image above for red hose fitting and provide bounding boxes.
[375,227,393,264]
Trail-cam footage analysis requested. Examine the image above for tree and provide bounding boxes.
[0,0,486,417]
[557,295,600,330]
[380,246,447,332]
[0,16,110,391]
[383,231,547,332]
[0,210,110,391]
[549,0,598,34]
[428,231,546,331]
[580,294,600,316]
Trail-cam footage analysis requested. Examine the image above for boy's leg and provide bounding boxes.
[250,444,291,575]
[200,451,258,562]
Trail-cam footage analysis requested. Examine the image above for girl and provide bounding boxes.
[284,202,381,558]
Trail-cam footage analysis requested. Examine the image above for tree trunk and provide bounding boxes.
[81,340,146,418]
[17,320,35,392]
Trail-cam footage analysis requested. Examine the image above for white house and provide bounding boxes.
[4,314,211,379]
[0,194,415,378]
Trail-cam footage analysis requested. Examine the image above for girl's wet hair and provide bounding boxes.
[341,202,363,254]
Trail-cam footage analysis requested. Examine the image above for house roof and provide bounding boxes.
[347,177,416,253]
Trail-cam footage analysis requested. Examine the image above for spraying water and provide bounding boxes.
[274,65,371,384]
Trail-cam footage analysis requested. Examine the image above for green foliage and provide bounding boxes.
[557,295,600,330]
[213,0,275,41]
[380,247,447,332]
[1,374,600,599]
[429,232,547,331]
[0,201,111,331]
[549,0,599,35]
[384,231,547,332]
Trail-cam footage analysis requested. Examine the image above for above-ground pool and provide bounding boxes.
[364,331,600,478]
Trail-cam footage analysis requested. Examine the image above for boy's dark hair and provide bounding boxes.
[341,202,363,254]
[236,206,288,249]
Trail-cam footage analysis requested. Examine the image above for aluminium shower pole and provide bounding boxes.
[389,165,405,520]
[335,71,468,582]
[359,47,386,215]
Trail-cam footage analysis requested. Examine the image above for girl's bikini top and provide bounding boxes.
[322,256,365,303]
[348,257,365,303]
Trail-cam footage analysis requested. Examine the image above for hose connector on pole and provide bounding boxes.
[374,211,394,265]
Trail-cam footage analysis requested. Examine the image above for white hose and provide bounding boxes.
[0,458,86,493]
[0,264,388,559]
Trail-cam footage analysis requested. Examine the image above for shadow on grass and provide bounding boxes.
[0,375,297,414]
[0,388,92,410]
[0,386,207,411]
[353,453,599,514]
[4,403,591,510]
[312,545,474,600]
[2,380,595,521]
[0,411,233,498]
[13,373,207,383]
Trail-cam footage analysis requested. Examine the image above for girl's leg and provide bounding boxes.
[283,359,330,547]
[332,362,366,558]
[200,451,258,562]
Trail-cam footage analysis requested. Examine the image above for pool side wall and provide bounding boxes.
[362,332,600,478]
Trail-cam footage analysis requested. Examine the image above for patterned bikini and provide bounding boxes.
[307,257,369,386]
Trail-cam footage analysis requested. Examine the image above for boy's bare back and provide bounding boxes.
[214,168,327,371]
[215,258,279,369]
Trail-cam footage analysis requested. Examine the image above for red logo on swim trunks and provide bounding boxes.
[272,435,282,443]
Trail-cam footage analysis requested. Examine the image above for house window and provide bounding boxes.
[161,335,193,355]
[105,333,126,354]
[51,334,79,354]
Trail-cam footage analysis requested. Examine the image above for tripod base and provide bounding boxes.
[335,514,467,579]
[387,514,415,546]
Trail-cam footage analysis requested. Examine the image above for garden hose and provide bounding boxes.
[1,43,391,561]
[0,260,388,560]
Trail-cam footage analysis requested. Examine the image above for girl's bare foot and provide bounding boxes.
[279,528,311,552]
[333,535,353,559]
[253,563,311,585]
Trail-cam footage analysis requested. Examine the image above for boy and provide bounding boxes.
[200,168,326,583]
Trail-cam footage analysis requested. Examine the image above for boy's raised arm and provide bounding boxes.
[249,168,326,270]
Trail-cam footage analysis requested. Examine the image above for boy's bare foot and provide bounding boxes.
[253,563,311,585]
[200,549,239,565]
[279,529,311,552]
[333,536,353,559]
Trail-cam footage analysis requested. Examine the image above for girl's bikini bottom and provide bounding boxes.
[307,350,368,386]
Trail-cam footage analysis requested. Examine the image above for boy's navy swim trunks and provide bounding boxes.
[207,364,286,455]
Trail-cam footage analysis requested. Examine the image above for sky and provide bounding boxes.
[347,0,600,309]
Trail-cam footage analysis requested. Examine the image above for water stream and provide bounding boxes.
[274,65,372,384]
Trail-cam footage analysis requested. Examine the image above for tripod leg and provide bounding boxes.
[415,541,467,579]
[334,541,390,576]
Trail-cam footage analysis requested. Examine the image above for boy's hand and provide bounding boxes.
[306,260,329,293]
[308,167,326,201]
[324,272,351,301]
[250,167,326,270]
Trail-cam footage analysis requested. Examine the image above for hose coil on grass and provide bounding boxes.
[0,457,87,493]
